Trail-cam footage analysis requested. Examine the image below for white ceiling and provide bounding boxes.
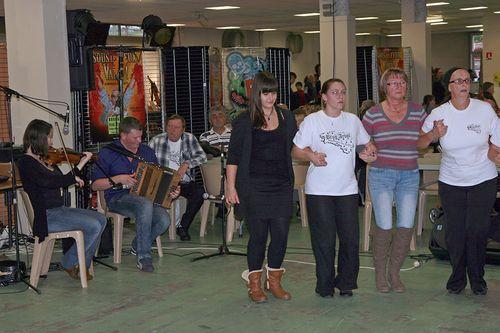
[3,0,500,34]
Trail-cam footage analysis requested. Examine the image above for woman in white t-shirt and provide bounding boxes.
[292,78,377,297]
[418,67,498,296]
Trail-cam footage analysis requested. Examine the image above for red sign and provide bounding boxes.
[486,52,493,60]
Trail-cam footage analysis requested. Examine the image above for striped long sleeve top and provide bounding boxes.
[362,102,427,170]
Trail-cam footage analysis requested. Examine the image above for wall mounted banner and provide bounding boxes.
[377,47,404,74]
[89,49,146,143]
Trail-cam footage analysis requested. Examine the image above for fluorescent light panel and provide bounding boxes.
[355,16,379,21]
[426,2,449,6]
[430,22,448,25]
[294,13,320,17]
[426,18,443,23]
[216,26,240,30]
[356,32,371,36]
[167,23,185,27]
[255,28,276,32]
[386,19,402,22]
[495,11,500,14]
[205,6,240,10]
[304,30,320,34]
[466,24,484,28]
[387,34,401,37]
[460,6,488,11]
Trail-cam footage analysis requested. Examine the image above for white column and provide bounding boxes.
[483,14,500,104]
[319,0,357,113]
[4,0,72,147]
[401,0,431,103]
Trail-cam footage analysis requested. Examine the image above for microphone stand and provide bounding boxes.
[0,86,47,294]
[191,145,246,262]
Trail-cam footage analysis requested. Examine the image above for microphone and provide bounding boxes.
[63,106,70,135]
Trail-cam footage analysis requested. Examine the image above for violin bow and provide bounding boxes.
[54,122,76,177]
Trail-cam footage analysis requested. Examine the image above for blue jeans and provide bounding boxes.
[46,207,107,269]
[107,193,170,259]
[368,167,419,230]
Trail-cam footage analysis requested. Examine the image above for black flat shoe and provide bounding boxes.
[447,287,464,295]
[315,288,334,298]
[176,227,191,241]
[339,290,353,297]
[472,287,488,296]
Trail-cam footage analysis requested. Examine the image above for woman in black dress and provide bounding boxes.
[226,71,297,303]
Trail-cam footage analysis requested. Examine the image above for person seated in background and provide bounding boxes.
[92,117,180,273]
[149,114,207,241]
[479,82,499,116]
[199,107,232,156]
[422,95,436,115]
[293,82,306,107]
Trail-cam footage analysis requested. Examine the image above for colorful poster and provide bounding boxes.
[221,48,266,119]
[377,47,404,74]
[89,49,146,143]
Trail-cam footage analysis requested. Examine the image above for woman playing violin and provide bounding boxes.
[17,119,106,281]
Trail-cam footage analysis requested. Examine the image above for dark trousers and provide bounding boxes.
[179,181,205,231]
[246,217,290,271]
[307,194,359,295]
[439,177,497,291]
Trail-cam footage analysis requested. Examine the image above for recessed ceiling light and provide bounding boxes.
[355,17,379,21]
[430,22,448,25]
[205,6,240,10]
[426,18,443,23]
[426,2,449,7]
[304,30,320,34]
[255,28,277,32]
[356,32,371,36]
[460,6,488,11]
[466,24,484,28]
[387,34,401,37]
[216,26,240,30]
[294,13,320,17]
[386,19,402,22]
[167,23,185,27]
[494,11,500,14]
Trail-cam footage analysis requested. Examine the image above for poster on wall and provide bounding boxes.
[221,47,267,119]
[377,47,404,74]
[89,49,146,143]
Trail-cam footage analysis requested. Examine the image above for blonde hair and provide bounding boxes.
[379,68,408,99]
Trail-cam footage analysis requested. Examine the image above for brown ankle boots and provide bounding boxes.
[265,265,291,300]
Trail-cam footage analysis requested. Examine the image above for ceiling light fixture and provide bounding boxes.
[495,11,500,14]
[255,28,277,32]
[430,22,448,25]
[355,17,379,21]
[466,24,484,28]
[304,30,320,34]
[205,6,240,10]
[167,23,186,27]
[356,32,371,36]
[216,26,241,30]
[386,19,402,22]
[426,2,449,7]
[387,34,402,37]
[426,18,444,23]
[294,13,320,17]
[459,6,488,11]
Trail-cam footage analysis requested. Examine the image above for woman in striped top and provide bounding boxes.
[362,68,427,293]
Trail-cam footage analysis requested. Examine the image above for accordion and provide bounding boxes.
[130,161,181,209]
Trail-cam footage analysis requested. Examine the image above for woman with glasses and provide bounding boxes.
[362,68,427,293]
[418,67,498,295]
[292,78,377,297]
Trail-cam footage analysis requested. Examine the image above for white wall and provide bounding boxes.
[483,15,500,104]
[431,32,470,71]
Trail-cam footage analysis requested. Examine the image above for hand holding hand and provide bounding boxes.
[309,151,327,167]
[75,176,85,187]
[169,185,181,199]
[431,119,447,140]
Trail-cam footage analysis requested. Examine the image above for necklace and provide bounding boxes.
[264,110,273,121]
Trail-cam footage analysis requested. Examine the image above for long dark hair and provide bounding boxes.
[23,119,52,156]
[249,71,278,128]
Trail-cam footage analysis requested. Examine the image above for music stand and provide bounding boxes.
[191,145,246,262]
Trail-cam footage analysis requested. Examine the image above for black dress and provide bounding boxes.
[247,120,292,219]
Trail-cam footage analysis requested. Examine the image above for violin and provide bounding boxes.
[45,147,97,166]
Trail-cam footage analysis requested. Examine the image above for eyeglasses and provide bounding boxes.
[330,90,347,96]
[449,78,471,85]
[386,81,407,87]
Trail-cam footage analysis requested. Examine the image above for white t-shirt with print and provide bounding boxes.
[422,98,497,186]
[293,110,371,195]
[167,139,189,182]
